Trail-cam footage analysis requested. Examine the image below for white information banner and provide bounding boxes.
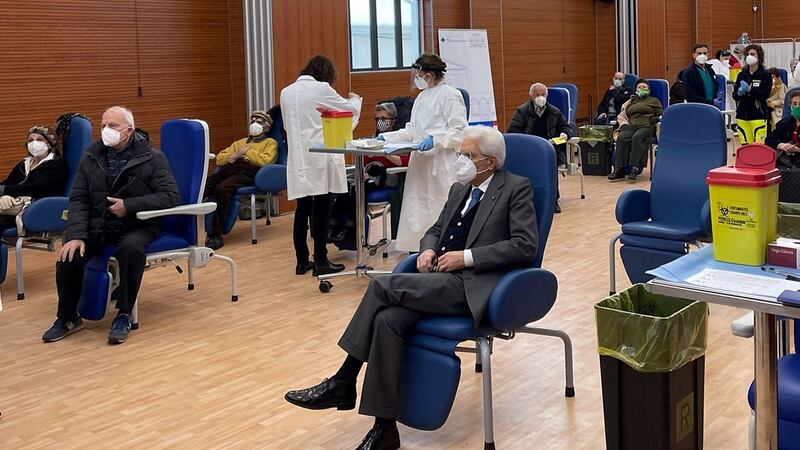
[438,29,497,127]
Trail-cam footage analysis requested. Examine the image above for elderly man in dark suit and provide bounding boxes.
[284,126,538,450]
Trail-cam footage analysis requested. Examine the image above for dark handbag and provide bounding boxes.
[778,152,800,203]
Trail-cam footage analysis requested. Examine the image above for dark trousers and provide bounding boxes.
[293,193,332,264]
[0,215,16,231]
[615,127,651,169]
[55,228,156,321]
[338,273,472,418]
[204,160,259,236]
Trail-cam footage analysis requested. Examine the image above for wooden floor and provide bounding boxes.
[0,163,754,449]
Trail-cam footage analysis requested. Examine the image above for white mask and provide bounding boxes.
[534,96,547,108]
[746,55,758,66]
[27,140,49,158]
[695,54,708,65]
[453,154,477,184]
[249,122,264,136]
[613,79,623,88]
[102,126,124,147]
[414,75,429,90]
[722,59,731,67]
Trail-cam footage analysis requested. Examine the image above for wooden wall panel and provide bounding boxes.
[0,1,243,176]
[595,0,618,108]
[229,0,249,137]
[694,0,757,53]
[637,0,667,79]
[665,0,694,83]
[563,0,600,123]
[431,0,470,52]
[271,0,351,97]
[763,1,799,40]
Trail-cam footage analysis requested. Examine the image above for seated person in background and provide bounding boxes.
[766,90,800,156]
[0,126,69,234]
[608,79,663,181]
[790,58,800,89]
[669,70,686,105]
[284,126,537,450]
[204,110,278,250]
[507,82,572,213]
[367,102,409,169]
[596,72,633,124]
[767,67,788,130]
[42,106,180,345]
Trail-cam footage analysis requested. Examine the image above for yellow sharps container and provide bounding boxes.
[318,108,354,148]
[706,144,781,265]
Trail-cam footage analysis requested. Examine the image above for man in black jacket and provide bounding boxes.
[506,82,572,213]
[597,72,633,123]
[682,43,718,105]
[42,106,180,345]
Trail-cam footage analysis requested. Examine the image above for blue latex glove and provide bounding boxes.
[738,80,750,95]
[376,135,385,141]
[415,135,434,151]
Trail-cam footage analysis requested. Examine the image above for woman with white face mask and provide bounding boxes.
[377,53,468,252]
[733,44,773,144]
[0,125,69,233]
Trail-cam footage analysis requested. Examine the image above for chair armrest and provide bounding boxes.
[615,189,651,225]
[254,164,287,193]
[487,268,558,330]
[136,202,217,220]
[23,197,69,233]
[393,254,419,274]
[387,167,408,175]
[700,200,712,237]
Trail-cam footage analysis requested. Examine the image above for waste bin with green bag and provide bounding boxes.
[579,125,613,176]
[595,284,708,450]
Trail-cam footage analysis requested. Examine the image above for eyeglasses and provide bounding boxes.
[457,152,490,162]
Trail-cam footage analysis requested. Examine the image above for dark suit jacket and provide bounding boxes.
[419,170,538,325]
[682,63,718,105]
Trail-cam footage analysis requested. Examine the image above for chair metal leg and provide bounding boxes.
[15,238,24,300]
[131,298,139,330]
[212,253,239,302]
[381,204,390,258]
[187,259,195,290]
[266,193,272,225]
[475,340,482,373]
[518,327,575,397]
[609,233,622,295]
[477,337,495,450]
[250,194,257,244]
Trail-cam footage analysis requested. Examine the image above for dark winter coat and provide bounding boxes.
[733,66,773,121]
[0,156,69,199]
[682,63,719,105]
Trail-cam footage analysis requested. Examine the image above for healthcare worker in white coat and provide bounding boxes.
[281,55,362,276]
[378,53,467,252]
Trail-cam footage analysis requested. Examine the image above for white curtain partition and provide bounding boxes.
[731,39,798,72]
[244,0,275,111]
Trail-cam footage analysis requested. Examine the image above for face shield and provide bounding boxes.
[410,64,431,91]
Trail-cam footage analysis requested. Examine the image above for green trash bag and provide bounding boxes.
[778,202,800,239]
[579,125,613,142]
[595,284,707,372]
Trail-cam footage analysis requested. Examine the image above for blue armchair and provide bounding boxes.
[208,107,288,245]
[394,134,573,449]
[552,82,578,123]
[624,73,639,90]
[609,103,727,293]
[78,119,238,329]
[10,115,91,299]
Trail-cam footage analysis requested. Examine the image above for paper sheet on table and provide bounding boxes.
[382,143,417,154]
[685,268,800,299]
[647,245,774,281]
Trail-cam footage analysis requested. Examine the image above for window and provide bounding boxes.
[349,0,422,71]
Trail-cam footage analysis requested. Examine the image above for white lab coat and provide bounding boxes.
[281,75,362,200]
[380,82,467,251]
[709,59,735,111]
[790,64,800,89]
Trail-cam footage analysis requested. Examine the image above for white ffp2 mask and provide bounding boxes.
[414,76,429,90]
[746,55,758,66]
[695,54,708,65]
[27,141,49,158]
[534,96,547,107]
[102,127,123,147]
[249,122,264,136]
[453,154,477,184]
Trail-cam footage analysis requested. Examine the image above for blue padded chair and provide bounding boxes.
[714,74,727,111]
[77,119,238,328]
[10,116,91,299]
[780,68,789,87]
[609,103,727,293]
[548,87,576,135]
[746,354,800,449]
[648,79,669,109]
[552,82,578,123]
[624,73,639,90]
[393,134,573,449]
[782,87,800,119]
[457,87,471,120]
[209,107,288,245]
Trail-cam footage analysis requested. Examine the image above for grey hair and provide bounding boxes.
[105,106,135,128]
[529,82,548,97]
[462,126,505,168]
[374,102,398,118]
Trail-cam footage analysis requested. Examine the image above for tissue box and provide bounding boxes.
[767,238,800,269]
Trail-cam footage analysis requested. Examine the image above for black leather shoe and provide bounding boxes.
[205,234,224,250]
[554,202,562,214]
[295,261,313,275]
[356,424,401,450]
[313,259,345,276]
[608,169,626,180]
[626,166,641,181]
[284,377,356,411]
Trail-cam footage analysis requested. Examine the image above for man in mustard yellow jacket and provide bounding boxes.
[205,110,278,249]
